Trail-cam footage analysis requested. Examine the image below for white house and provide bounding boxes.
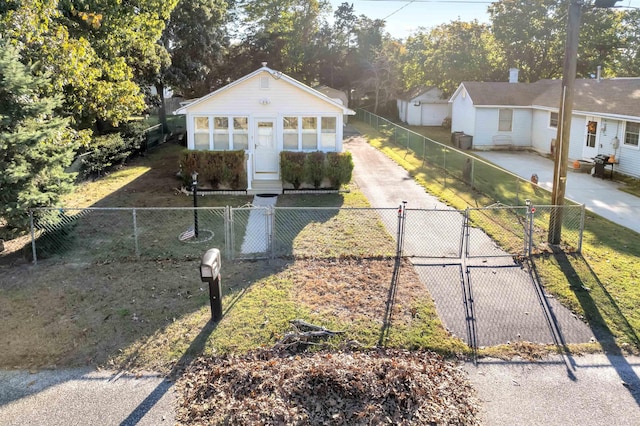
[397,87,450,126]
[449,77,640,178]
[174,65,355,193]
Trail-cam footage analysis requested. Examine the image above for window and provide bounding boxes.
[302,117,317,150]
[213,117,229,150]
[549,112,559,129]
[498,109,513,132]
[624,121,640,147]
[194,116,210,150]
[321,117,337,150]
[232,117,248,150]
[283,117,299,150]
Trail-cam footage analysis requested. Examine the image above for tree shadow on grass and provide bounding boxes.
[547,247,640,406]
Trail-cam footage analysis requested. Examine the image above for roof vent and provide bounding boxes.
[261,62,267,67]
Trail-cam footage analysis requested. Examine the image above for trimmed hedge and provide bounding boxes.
[281,151,353,189]
[179,150,247,190]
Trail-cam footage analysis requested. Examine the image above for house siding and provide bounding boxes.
[531,109,557,154]
[187,73,344,116]
[450,88,475,136]
[473,108,532,148]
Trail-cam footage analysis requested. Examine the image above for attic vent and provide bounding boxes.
[260,75,270,89]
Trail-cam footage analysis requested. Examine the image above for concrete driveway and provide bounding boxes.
[475,151,640,234]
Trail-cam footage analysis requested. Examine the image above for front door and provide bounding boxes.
[254,119,279,180]
[582,118,599,159]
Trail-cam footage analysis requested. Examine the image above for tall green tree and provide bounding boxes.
[0,41,78,231]
[489,0,627,81]
[160,0,231,98]
[403,20,504,97]
[1,0,176,132]
[233,0,329,83]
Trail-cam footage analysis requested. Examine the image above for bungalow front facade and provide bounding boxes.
[175,64,355,193]
[449,78,640,178]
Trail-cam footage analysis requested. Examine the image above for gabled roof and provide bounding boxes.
[399,86,446,102]
[175,66,355,115]
[451,78,640,119]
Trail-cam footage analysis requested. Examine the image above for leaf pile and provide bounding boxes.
[176,349,479,425]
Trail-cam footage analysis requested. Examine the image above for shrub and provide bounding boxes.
[178,150,247,190]
[326,152,353,188]
[280,152,306,189]
[304,151,326,188]
[80,132,141,178]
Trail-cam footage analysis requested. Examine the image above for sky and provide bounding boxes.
[328,0,640,40]
[328,0,493,39]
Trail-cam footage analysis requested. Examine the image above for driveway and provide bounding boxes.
[475,151,640,234]
[345,132,640,425]
[345,135,595,347]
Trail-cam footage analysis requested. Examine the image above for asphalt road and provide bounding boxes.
[0,368,176,425]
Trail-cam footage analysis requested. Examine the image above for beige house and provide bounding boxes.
[175,65,355,193]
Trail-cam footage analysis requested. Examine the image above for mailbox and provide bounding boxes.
[200,248,221,280]
[200,248,223,322]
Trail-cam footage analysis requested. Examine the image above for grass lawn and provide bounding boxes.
[352,120,640,355]
[0,142,467,372]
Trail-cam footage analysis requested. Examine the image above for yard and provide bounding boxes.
[1,126,639,422]
[0,141,467,373]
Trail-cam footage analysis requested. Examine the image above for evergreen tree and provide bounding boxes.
[0,41,78,232]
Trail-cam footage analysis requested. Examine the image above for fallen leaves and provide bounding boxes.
[175,349,480,425]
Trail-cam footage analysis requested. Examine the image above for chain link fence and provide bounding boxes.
[29,203,584,264]
[355,109,584,208]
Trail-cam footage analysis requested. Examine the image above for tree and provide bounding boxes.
[1,0,177,132]
[489,0,564,82]
[359,39,405,114]
[231,0,330,83]
[0,41,79,232]
[403,20,504,97]
[160,0,231,98]
[489,0,628,81]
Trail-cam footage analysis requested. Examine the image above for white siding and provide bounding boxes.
[618,120,640,178]
[473,107,532,148]
[568,114,587,160]
[187,73,344,115]
[450,89,475,136]
[531,109,558,154]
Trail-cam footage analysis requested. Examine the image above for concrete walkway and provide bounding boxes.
[475,151,640,234]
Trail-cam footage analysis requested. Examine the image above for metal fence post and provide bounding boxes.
[578,204,586,253]
[443,148,447,188]
[525,200,535,257]
[269,206,276,259]
[225,205,233,259]
[132,208,140,258]
[29,209,37,265]
[396,202,407,258]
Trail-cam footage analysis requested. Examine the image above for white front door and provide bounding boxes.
[254,119,279,180]
[582,117,600,159]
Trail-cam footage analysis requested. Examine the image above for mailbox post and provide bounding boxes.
[200,248,222,322]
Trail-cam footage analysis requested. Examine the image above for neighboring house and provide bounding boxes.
[397,86,450,126]
[174,64,355,193]
[314,85,350,123]
[449,77,640,178]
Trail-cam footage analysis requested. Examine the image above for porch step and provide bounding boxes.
[249,180,283,195]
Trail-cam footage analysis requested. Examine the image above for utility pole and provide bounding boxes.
[548,0,583,245]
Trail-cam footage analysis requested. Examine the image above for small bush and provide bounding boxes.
[326,152,353,189]
[179,150,247,190]
[280,152,307,189]
[80,132,141,178]
[304,151,326,188]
